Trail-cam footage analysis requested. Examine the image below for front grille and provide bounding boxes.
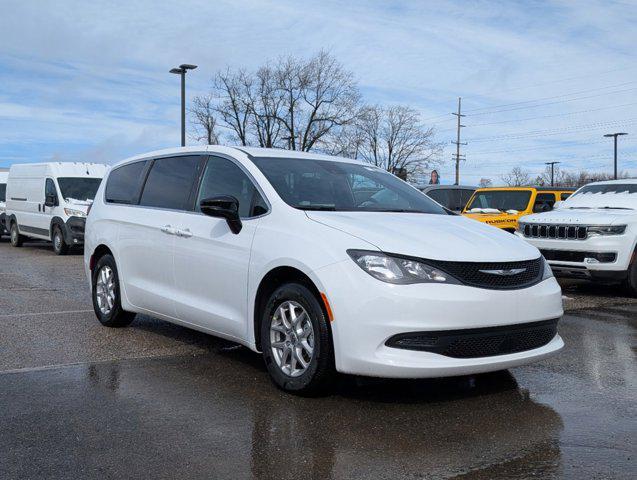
[386,319,559,358]
[522,223,587,240]
[427,257,543,290]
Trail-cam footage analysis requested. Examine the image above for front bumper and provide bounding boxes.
[515,232,634,277]
[62,216,87,245]
[316,260,564,378]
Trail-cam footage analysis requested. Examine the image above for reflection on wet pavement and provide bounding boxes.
[1,304,634,479]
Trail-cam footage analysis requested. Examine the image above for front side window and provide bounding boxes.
[106,160,148,204]
[533,193,556,212]
[57,177,101,201]
[426,189,450,207]
[197,156,267,218]
[139,156,201,210]
[466,190,532,212]
[45,178,58,201]
[250,157,446,214]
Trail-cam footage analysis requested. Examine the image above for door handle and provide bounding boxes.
[176,228,192,238]
[160,225,177,235]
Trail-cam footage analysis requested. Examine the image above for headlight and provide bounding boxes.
[541,256,554,280]
[347,250,460,285]
[587,225,626,236]
[64,208,86,217]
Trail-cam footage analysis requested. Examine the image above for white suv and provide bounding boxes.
[518,179,637,295]
[84,146,563,394]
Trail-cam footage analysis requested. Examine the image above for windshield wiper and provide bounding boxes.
[296,205,337,211]
[600,206,633,210]
[370,209,428,213]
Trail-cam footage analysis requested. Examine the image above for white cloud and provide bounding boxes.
[0,0,635,182]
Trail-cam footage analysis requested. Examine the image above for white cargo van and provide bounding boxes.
[5,162,107,254]
[0,169,8,238]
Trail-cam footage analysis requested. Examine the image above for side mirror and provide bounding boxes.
[45,194,57,207]
[199,195,242,234]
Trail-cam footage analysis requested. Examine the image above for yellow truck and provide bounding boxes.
[462,187,575,233]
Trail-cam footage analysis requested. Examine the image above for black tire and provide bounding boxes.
[91,254,135,327]
[261,283,335,395]
[52,225,69,256]
[9,222,24,247]
[624,251,637,297]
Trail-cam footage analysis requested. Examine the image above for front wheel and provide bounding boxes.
[92,254,135,327]
[261,283,335,395]
[10,222,23,247]
[52,225,69,255]
[624,253,637,297]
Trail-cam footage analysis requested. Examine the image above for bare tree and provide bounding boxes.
[501,167,532,186]
[271,51,360,151]
[211,68,252,145]
[248,66,285,148]
[190,94,219,145]
[352,104,442,179]
[203,51,361,151]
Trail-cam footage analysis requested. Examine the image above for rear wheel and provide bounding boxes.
[10,222,23,247]
[92,254,135,327]
[52,225,69,255]
[261,283,335,395]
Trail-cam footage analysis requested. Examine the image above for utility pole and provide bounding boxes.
[545,161,560,186]
[451,97,466,185]
[603,132,628,180]
[170,64,198,147]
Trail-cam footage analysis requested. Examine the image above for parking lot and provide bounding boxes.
[0,239,635,480]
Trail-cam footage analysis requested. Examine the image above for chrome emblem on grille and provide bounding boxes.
[479,268,526,276]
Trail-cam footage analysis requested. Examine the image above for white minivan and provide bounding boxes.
[6,162,107,254]
[85,146,564,394]
[0,169,8,238]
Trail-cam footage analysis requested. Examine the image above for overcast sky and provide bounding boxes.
[1,0,635,184]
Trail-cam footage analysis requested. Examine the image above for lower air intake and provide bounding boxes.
[386,319,559,358]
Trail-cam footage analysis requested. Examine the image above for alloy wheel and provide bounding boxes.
[95,266,116,315]
[269,300,315,377]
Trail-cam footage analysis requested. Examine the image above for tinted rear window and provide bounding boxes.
[0,183,6,202]
[139,156,201,210]
[106,160,148,204]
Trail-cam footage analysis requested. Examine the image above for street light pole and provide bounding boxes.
[603,132,628,180]
[170,64,198,147]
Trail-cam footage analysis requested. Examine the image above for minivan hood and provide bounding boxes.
[521,208,635,226]
[306,211,540,262]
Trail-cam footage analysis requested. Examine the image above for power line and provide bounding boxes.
[466,118,637,143]
[464,80,637,113]
[469,139,608,156]
[462,102,637,128]
[464,65,637,101]
[465,86,637,117]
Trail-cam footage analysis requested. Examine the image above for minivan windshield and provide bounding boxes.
[251,157,446,214]
[57,177,102,202]
[467,190,532,212]
[0,183,6,202]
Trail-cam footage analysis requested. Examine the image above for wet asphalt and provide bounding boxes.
[0,239,635,479]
